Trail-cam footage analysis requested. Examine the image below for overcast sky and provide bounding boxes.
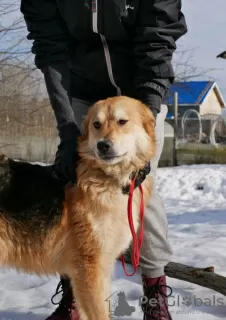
[176,0,226,98]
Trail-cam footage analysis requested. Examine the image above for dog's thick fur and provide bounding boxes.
[0,96,156,320]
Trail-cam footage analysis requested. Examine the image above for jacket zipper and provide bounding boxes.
[91,0,122,96]
[91,0,98,33]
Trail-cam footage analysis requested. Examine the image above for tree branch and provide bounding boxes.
[165,262,226,296]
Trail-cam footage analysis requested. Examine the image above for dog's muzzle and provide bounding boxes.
[97,139,118,160]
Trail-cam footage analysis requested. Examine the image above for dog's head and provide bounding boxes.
[79,96,156,170]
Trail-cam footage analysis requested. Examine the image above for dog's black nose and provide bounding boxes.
[97,140,113,154]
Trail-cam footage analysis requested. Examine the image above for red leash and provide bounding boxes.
[121,177,145,276]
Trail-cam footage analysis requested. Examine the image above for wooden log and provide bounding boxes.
[165,262,226,296]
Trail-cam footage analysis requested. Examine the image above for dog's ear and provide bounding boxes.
[141,106,155,138]
[80,115,89,141]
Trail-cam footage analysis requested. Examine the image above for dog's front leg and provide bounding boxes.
[69,259,109,320]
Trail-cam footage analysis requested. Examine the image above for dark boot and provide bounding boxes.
[45,276,79,320]
[141,275,172,320]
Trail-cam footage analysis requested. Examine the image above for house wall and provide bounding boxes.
[199,87,222,115]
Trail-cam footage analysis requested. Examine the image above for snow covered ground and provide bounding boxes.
[0,164,226,319]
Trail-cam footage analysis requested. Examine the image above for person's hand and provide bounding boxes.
[122,162,151,194]
[53,140,80,186]
[135,87,162,122]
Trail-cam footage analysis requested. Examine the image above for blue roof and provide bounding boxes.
[166,112,174,119]
[164,81,215,105]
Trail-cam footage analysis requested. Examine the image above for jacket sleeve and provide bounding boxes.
[21,0,69,68]
[134,0,187,107]
[21,0,80,141]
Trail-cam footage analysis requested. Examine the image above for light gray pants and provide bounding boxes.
[72,98,173,278]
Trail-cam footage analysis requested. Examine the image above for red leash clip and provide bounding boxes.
[121,177,145,276]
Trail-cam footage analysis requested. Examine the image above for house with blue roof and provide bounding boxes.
[164,81,226,119]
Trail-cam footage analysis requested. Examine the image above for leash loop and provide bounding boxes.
[121,177,145,276]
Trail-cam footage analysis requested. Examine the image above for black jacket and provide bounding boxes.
[21,0,187,139]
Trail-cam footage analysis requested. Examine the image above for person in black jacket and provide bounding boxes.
[21,1,187,319]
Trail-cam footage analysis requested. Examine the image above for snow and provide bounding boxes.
[0,164,226,319]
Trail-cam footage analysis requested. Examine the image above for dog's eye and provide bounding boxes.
[93,121,101,129]
[118,119,128,126]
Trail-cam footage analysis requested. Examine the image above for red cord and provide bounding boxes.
[121,177,145,276]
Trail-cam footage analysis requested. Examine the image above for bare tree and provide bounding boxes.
[173,48,215,82]
[0,1,55,161]
[0,0,43,109]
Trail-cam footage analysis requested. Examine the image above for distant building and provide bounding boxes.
[164,81,226,118]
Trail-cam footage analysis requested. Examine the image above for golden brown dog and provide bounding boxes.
[0,96,156,320]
